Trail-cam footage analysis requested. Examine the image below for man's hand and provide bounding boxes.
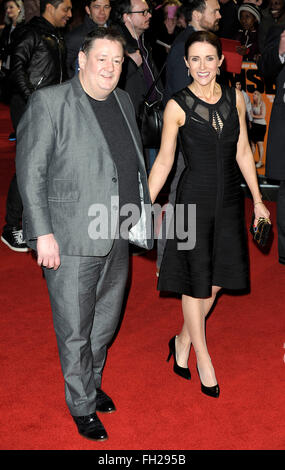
[127,49,143,67]
[236,45,248,56]
[37,233,60,270]
[279,30,285,56]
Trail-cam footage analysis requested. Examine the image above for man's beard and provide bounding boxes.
[200,19,220,32]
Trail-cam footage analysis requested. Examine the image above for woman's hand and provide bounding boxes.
[253,202,271,227]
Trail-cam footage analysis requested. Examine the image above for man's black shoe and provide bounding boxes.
[72,412,108,441]
[1,227,30,252]
[96,388,116,413]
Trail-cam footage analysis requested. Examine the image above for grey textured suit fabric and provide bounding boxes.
[16,76,153,415]
[16,75,153,255]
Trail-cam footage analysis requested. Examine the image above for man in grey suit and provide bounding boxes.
[16,27,152,441]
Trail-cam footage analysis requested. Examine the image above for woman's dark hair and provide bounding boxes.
[184,30,223,59]
[81,26,126,55]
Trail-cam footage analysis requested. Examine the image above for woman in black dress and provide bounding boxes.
[0,0,25,88]
[0,0,24,112]
[148,31,270,398]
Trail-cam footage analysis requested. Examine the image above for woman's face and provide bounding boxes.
[185,41,223,86]
[5,1,20,22]
[253,90,260,102]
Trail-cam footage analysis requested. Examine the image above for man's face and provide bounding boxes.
[125,0,152,36]
[199,0,221,32]
[86,0,111,26]
[269,0,285,19]
[78,38,124,100]
[49,0,72,28]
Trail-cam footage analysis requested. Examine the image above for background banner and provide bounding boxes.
[225,61,276,177]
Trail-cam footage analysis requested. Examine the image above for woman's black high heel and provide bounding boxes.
[201,382,220,398]
[196,365,220,398]
[166,336,191,380]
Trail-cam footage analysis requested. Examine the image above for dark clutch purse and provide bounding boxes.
[249,215,272,247]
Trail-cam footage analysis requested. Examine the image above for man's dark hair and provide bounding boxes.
[40,0,64,15]
[81,26,126,54]
[185,30,222,59]
[109,0,132,24]
[85,0,110,8]
[182,0,207,23]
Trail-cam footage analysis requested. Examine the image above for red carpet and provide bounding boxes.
[0,103,284,450]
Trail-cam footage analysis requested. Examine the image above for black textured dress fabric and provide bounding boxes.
[157,86,249,298]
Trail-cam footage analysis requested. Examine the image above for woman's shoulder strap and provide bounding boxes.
[224,85,237,107]
[171,88,195,114]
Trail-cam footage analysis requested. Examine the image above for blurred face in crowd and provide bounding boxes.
[48,0,72,28]
[79,38,124,100]
[269,0,285,19]
[124,0,152,36]
[86,0,111,26]
[243,0,263,6]
[253,90,261,104]
[5,0,21,23]
[239,11,257,31]
[198,0,221,32]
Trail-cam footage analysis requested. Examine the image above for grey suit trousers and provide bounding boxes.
[43,238,129,416]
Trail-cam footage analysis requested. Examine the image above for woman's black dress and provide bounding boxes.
[157,86,249,298]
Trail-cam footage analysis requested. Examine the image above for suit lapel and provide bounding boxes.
[70,76,112,155]
[70,77,145,171]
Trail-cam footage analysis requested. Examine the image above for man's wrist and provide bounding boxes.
[37,233,54,240]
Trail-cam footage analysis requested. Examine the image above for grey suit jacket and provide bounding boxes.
[16,75,153,255]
